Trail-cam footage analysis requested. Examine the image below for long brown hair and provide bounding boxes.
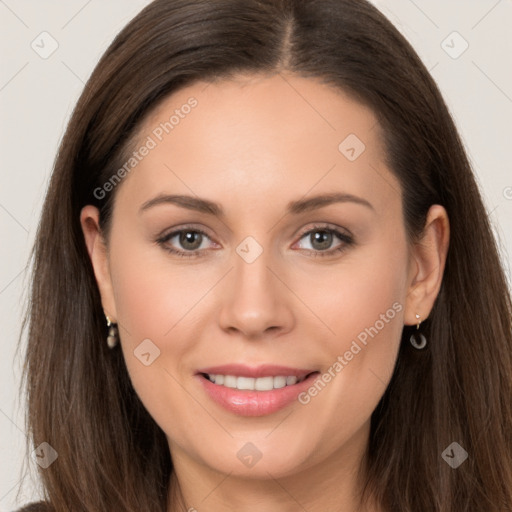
[20,0,512,510]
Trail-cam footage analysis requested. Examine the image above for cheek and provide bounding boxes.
[109,230,213,344]
[107,235,221,416]
[335,237,407,379]
[107,248,201,435]
[297,231,407,351]
[296,237,407,444]
[296,239,407,408]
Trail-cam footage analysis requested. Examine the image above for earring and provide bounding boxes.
[409,313,427,350]
[105,314,119,348]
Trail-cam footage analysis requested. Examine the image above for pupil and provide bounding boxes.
[312,231,332,250]
[180,231,202,250]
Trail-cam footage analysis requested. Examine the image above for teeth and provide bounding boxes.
[223,375,237,388]
[206,374,304,391]
[255,376,273,391]
[273,376,286,389]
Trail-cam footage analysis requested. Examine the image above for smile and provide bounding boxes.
[196,364,320,416]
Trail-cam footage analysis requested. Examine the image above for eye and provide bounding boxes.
[156,224,354,259]
[156,227,217,258]
[294,225,354,257]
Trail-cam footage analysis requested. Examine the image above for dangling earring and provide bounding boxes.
[410,313,427,350]
[105,314,119,348]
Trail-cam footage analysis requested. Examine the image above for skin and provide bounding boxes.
[81,73,449,512]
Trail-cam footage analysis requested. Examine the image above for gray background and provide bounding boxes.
[1,0,511,508]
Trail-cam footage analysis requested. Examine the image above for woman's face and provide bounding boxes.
[82,73,442,482]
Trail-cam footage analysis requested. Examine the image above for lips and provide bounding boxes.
[195,364,320,416]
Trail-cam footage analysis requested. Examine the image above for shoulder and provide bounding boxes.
[14,502,53,512]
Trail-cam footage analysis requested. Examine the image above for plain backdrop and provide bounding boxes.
[1,0,511,508]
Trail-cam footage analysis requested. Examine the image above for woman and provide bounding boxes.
[17,0,512,510]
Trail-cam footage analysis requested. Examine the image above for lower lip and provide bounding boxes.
[196,372,320,416]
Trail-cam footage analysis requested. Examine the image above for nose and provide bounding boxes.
[218,245,295,340]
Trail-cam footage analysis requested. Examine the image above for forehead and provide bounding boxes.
[140,72,381,157]
[114,73,399,217]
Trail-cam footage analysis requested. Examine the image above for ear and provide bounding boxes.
[80,205,117,322]
[404,204,450,326]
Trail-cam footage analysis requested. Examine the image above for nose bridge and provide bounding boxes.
[218,236,294,337]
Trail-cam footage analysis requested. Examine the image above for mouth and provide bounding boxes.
[195,364,321,416]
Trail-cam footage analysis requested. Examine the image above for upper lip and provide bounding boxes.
[196,364,317,379]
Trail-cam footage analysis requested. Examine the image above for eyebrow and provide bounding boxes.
[287,192,375,214]
[139,192,375,216]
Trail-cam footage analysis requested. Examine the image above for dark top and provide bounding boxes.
[15,503,52,512]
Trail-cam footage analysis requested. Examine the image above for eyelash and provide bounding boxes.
[155,224,354,259]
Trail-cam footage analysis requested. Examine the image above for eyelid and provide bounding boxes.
[157,223,216,242]
[295,222,353,240]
